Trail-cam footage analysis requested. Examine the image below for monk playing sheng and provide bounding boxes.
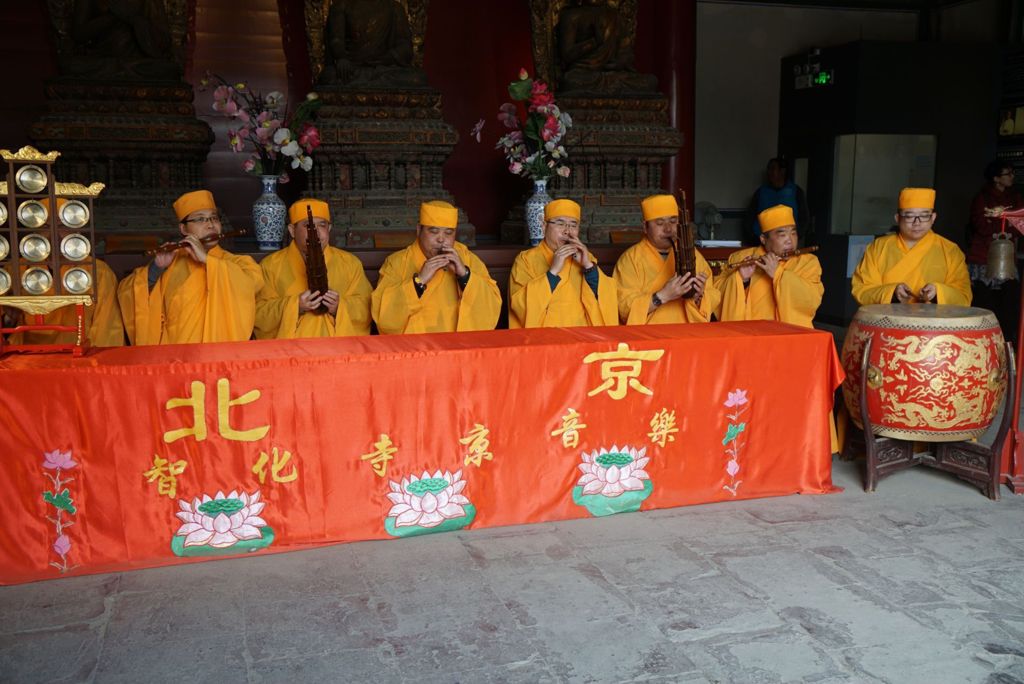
[255,199,371,339]
[614,193,719,324]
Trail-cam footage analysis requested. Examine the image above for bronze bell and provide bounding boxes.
[987,231,1018,282]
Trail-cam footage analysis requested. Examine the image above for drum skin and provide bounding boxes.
[840,304,1007,442]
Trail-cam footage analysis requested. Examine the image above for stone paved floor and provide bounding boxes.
[2,458,1024,684]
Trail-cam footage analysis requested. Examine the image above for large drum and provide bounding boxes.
[840,304,1007,442]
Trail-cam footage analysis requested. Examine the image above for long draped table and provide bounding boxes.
[0,322,842,585]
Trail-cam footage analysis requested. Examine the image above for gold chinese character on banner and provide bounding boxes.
[648,408,679,447]
[143,454,187,499]
[459,423,494,467]
[551,408,587,448]
[253,447,298,484]
[361,434,397,477]
[584,343,665,400]
[163,378,270,444]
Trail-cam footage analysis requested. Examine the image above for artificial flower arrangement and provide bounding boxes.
[201,73,323,181]
[474,68,571,180]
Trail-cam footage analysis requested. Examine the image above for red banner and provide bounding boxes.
[0,322,842,585]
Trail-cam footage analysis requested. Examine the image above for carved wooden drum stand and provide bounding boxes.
[840,304,1015,499]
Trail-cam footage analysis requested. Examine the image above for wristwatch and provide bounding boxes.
[652,293,663,307]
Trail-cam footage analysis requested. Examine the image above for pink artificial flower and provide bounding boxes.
[53,534,71,557]
[529,80,554,110]
[43,449,77,470]
[557,166,571,178]
[298,123,321,153]
[212,85,238,116]
[509,161,523,175]
[242,157,256,173]
[254,112,282,143]
[498,103,519,129]
[541,115,560,142]
[235,109,250,124]
[227,128,247,153]
[470,118,485,143]
[726,459,740,477]
[724,389,748,408]
[519,68,529,80]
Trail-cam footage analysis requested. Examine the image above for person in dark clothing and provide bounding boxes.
[744,158,810,246]
[966,159,1023,343]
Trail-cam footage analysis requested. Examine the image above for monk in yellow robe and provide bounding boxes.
[372,200,501,334]
[117,190,263,345]
[255,199,371,339]
[614,194,719,324]
[509,199,617,328]
[852,188,971,306]
[9,198,124,346]
[716,204,823,328]
[719,204,836,451]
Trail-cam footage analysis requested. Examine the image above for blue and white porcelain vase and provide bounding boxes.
[525,178,552,246]
[252,175,287,251]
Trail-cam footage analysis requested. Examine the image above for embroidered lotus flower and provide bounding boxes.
[725,389,748,408]
[576,445,650,497]
[53,534,71,557]
[387,470,470,528]
[175,490,267,548]
[43,449,77,470]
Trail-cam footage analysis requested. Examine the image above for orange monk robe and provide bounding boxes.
[851,232,971,306]
[255,242,371,339]
[117,246,263,345]
[613,238,719,324]
[508,242,617,328]
[716,247,823,328]
[372,241,501,334]
[12,260,124,347]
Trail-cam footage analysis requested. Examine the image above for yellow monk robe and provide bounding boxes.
[255,242,371,339]
[11,260,125,347]
[118,246,263,345]
[508,241,617,328]
[716,247,823,328]
[613,237,720,324]
[851,231,971,306]
[372,241,501,334]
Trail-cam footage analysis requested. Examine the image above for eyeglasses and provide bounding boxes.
[547,220,579,230]
[183,214,222,226]
[899,213,933,224]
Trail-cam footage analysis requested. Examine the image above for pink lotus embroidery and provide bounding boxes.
[725,389,748,408]
[387,470,470,528]
[723,388,751,496]
[576,445,650,497]
[43,449,77,470]
[175,490,267,548]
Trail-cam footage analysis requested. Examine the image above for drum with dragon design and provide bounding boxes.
[840,304,1007,442]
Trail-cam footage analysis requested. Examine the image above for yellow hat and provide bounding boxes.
[758,205,796,233]
[288,199,330,226]
[641,194,679,222]
[419,200,458,229]
[544,199,581,221]
[898,187,936,210]
[173,190,216,221]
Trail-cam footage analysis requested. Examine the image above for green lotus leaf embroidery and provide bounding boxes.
[43,489,76,515]
[722,422,746,446]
